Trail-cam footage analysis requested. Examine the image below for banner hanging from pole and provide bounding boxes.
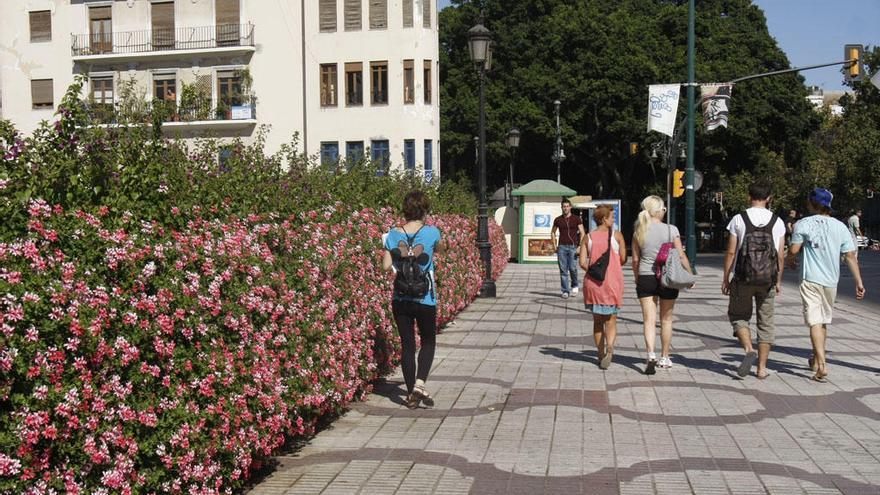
[701,83,732,131]
[647,84,681,137]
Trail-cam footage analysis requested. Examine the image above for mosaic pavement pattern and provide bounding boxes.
[248,261,880,494]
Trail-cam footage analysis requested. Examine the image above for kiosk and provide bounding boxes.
[569,196,622,231]
[512,180,577,263]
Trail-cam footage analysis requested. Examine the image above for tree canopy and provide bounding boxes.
[439,0,833,231]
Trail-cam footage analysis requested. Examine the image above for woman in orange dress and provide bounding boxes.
[579,205,627,369]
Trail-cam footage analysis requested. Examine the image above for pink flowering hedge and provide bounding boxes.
[0,200,507,494]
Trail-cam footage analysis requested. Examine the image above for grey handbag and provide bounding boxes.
[660,246,697,289]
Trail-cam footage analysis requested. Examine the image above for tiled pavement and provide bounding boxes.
[249,260,880,494]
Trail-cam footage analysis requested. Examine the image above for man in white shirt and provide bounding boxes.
[721,181,786,379]
[847,209,862,260]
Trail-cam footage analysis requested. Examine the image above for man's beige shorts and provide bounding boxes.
[799,280,837,326]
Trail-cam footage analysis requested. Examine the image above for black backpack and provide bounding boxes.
[393,226,431,298]
[734,212,779,286]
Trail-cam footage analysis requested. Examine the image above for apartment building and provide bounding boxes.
[0,0,440,179]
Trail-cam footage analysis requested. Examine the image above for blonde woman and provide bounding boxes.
[631,196,693,374]
[579,205,627,369]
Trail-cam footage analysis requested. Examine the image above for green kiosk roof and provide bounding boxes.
[511,179,577,197]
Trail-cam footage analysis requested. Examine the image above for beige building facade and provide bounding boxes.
[0,0,440,179]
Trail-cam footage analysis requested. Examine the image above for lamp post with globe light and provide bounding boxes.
[468,17,495,298]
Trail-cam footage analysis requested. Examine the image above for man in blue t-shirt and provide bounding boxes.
[787,188,865,383]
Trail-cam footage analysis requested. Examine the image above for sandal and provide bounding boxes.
[413,385,434,408]
[812,364,829,383]
[405,392,421,409]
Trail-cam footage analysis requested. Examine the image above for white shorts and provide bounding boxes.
[799,280,837,326]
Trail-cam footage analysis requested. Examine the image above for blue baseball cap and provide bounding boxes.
[809,187,833,208]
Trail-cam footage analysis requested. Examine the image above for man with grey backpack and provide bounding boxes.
[721,181,786,379]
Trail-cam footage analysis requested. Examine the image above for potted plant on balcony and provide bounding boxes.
[179,82,211,122]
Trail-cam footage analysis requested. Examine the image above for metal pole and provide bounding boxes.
[554,100,562,183]
[477,67,495,297]
[507,149,515,207]
[685,0,697,269]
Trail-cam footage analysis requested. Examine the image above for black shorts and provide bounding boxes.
[636,274,679,300]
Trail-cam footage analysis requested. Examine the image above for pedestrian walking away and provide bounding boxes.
[631,195,693,374]
[788,188,866,383]
[785,209,798,248]
[382,190,447,408]
[579,205,627,370]
[551,199,586,299]
[722,181,786,380]
[847,209,863,260]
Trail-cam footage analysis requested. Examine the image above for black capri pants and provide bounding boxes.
[391,299,437,394]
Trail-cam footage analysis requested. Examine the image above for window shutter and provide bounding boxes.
[151,2,174,30]
[344,0,361,31]
[422,0,431,28]
[402,0,413,28]
[29,11,51,42]
[31,79,53,108]
[89,6,111,21]
[345,62,363,72]
[369,0,386,29]
[216,0,239,25]
[319,0,337,32]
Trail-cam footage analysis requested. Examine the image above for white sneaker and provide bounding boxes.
[571,286,579,295]
[561,292,570,299]
[658,356,673,369]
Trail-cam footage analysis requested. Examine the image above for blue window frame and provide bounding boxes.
[404,139,416,170]
[346,141,364,168]
[371,139,389,175]
[219,146,233,171]
[320,141,339,166]
[424,139,433,182]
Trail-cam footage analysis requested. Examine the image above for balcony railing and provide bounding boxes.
[71,23,255,57]
[87,97,257,126]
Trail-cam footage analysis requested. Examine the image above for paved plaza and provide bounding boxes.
[250,258,880,494]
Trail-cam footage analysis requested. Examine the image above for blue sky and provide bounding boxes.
[438,0,879,90]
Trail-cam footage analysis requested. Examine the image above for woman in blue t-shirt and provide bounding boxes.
[382,191,446,409]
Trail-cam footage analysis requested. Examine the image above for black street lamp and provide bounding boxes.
[505,127,520,207]
[468,18,495,298]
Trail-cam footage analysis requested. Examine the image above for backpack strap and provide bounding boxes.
[741,211,756,233]
[404,225,425,254]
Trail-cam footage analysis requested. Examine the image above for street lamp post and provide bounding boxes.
[551,100,565,183]
[505,128,520,207]
[468,18,495,298]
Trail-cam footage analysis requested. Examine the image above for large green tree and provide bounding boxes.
[440,0,820,230]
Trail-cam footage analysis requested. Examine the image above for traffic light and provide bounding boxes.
[844,44,864,83]
[673,170,685,198]
[629,142,639,156]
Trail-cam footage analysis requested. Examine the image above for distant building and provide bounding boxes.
[0,0,440,178]
[806,85,844,117]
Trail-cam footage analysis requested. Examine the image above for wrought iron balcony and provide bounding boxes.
[71,23,255,58]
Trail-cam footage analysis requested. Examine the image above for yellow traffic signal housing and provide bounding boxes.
[844,44,864,83]
[673,170,685,198]
[629,142,639,156]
